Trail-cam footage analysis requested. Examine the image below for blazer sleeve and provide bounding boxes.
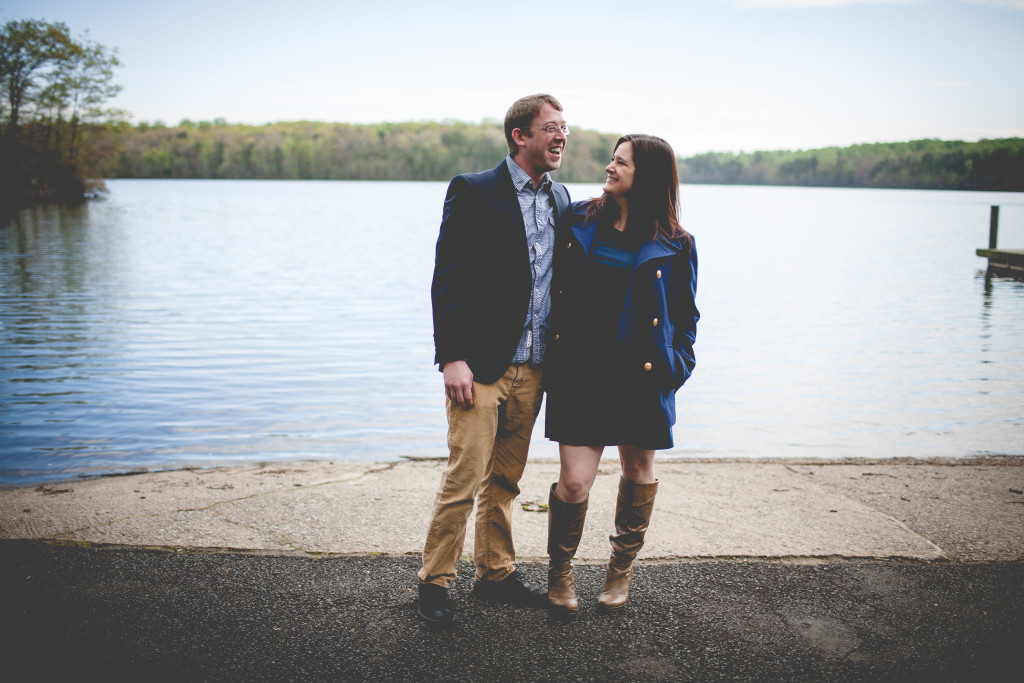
[430,175,476,366]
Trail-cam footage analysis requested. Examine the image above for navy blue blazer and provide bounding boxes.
[431,160,571,385]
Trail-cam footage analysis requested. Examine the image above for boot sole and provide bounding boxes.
[417,606,455,626]
[597,601,627,613]
[548,606,578,620]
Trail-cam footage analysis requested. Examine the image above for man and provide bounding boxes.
[418,94,572,625]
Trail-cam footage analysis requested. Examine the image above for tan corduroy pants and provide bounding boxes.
[418,363,544,588]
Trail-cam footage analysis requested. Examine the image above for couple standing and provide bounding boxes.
[418,94,699,625]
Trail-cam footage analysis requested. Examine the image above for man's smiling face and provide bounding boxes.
[517,102,567,180]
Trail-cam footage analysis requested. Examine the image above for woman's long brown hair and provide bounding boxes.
[585,134,692,252]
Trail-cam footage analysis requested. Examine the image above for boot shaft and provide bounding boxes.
[547,482,588,615]
[599,476,659,611]
[547,482,589,561]
[609,476,658,559]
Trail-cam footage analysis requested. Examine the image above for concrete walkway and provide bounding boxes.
[3,457,1022,561]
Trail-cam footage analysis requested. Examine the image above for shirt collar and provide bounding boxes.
[506,155,550,193]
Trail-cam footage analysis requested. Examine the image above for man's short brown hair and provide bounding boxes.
[504,94,563,156]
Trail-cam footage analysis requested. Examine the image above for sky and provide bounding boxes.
[3,0,1023,157]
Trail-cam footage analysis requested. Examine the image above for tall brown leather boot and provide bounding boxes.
[547,483,588,616]
[597,476,658,612]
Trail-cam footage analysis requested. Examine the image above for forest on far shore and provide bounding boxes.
[106,120,1023,192]
[680,138,1022,192]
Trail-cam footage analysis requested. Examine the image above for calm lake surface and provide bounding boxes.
[2,180,1023,483]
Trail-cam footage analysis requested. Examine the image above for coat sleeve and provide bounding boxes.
[430,175,476,367]
[670,238,699,389]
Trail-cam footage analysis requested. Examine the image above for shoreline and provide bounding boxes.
[4,452,1023,490]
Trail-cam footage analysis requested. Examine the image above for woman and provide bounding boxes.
[544,134,699,616]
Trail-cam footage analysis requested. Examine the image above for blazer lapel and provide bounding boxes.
[494,161,525,229]
[552,183,570,221]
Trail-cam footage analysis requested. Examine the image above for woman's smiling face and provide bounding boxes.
[603,141,635,198]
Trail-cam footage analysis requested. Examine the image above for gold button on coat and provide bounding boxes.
[652,317,659,327]
[655,269,662,278]
[554,334,560,341]
[643,362,652,371]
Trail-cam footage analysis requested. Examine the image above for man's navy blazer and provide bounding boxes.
[431,160,571,385]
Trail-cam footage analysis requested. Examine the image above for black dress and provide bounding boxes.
[545,223,675,450]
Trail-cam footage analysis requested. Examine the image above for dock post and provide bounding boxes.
[977,204,1023,275]
[989,206,999,249]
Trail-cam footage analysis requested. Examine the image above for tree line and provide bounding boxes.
[106,121,1022,192]
[101,119,622,184]
[680,138,1023,192]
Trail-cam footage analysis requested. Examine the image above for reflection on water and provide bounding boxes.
[2,180,1023,483]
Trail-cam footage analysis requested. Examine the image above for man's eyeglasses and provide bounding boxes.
[531,124,571,136]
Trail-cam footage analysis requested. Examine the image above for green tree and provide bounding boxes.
[65,38,122,160]
[0,19,77,139]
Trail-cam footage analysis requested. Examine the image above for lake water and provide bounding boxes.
[2,180,1023,484]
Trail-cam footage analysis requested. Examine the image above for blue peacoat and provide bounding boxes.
[545,203,699,445]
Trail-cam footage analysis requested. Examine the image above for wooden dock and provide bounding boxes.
[976,247,1024,274]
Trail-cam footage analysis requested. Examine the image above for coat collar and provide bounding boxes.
[571,219,683,268]
[637,235,683,263]
[571,220,598,255]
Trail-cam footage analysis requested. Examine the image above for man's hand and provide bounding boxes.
[443,360,474,409]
